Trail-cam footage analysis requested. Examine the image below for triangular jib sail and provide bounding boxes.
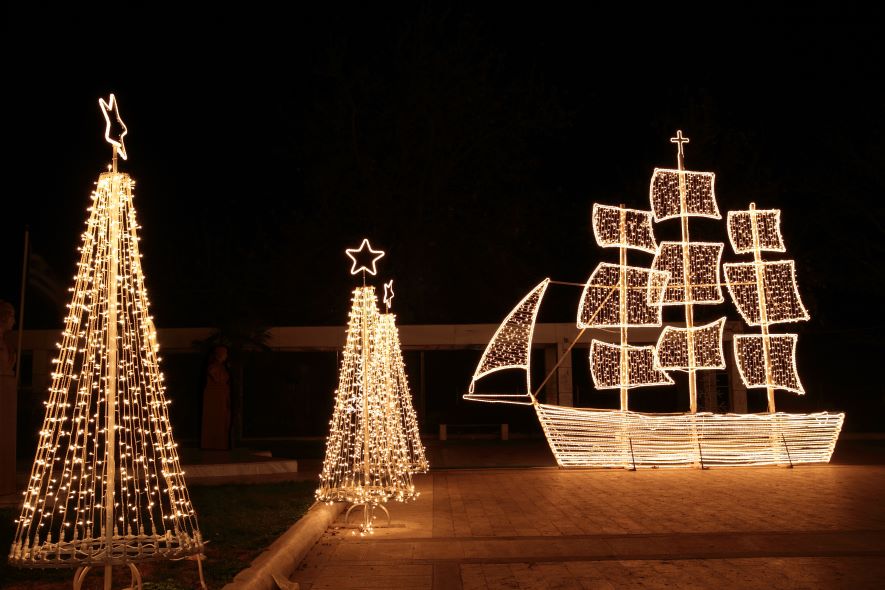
[590,342,674,389]
[466,278,550,404]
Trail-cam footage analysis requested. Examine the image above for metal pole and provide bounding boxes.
[360,279,370,530]
[749,203,776,413]
[104,154,120,590]
[15,227,29,389]
[618,205,628,412]
[676,140,698,413]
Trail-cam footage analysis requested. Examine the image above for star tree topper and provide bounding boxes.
[99,93,128,160]
[346,238,385,276]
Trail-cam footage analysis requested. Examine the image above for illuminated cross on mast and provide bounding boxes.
[670,130,689,171]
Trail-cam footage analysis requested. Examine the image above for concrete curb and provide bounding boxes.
[222,500,345,590]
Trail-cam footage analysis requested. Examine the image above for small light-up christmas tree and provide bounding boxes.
[316,240,418,533]
[8,95,204,590]
[378,281,428,473]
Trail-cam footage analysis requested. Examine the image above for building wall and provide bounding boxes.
[12,322,747,446]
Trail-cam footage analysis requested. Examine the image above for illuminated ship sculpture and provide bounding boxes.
[465,131,844,468]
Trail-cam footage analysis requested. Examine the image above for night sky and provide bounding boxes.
[3,6,883,420]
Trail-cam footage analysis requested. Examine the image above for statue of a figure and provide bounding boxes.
[0,300,18,495]
[201,345,231,450]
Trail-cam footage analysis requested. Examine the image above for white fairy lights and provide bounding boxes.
[724,260,808,326]
[9,96,202,578]
[652,242,725,305]
[655,318,727,372]
[727,209,785,254]
[375,313,428,473]
[464,132,844,469]
[577,264,669,328]
[649,169,719,221]
[535,403,844,468]
[592,204,658,254]
[650,131,727,413]
[465,279,550,404]
[589,342,673,390]
[317,245,424,532]
[733,334,804,394]
[316,287,417,506]
[725,204,811,409]
[582,203,672,409]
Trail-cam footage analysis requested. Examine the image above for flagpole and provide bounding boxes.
[15,226,29,390]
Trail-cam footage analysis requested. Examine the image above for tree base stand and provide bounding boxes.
[344,502,391,534]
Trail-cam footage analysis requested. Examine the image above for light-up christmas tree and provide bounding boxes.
[8,95,204,590]
[377,281,427,473]
[316,240,418,533]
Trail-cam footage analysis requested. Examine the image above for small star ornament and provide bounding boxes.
[99,93,128,160]
[383,280,395,309]
[345,239,385,276]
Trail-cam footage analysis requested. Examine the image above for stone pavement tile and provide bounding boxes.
[308,563,432,589]
[460,564,487,590]
[478,563,520,589]
[412,539,466,560]
[332,540,416,560]
[433,562,463,590]
[289,466,885,589]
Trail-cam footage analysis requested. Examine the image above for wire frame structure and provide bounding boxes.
[464,279,550,405]
[316,282,417,533]
[463,132,844,469]
[724,203,811,411]
[535,404,844,468]
[581,204,672,410]
[8,95,203,590]
[650,131,728,413]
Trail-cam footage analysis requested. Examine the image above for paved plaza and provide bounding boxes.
[287,464,885,589]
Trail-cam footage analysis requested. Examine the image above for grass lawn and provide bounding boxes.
[1,480,317,589]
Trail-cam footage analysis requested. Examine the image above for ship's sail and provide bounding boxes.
[654,317,727,371]
[650,168,720,222]
[724,260,809,326]
[727,209,786,254]
[577,263,669,328]
[466,278,550,404]
[592,204,658,254]
[652,242,724,305]
[589,341,674,389]
[727,204,810,411]
[733,334,805,394]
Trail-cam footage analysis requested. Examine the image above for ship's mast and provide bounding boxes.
[671,131,699,413]
[618,205,629,411]
[748,203,777,412]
